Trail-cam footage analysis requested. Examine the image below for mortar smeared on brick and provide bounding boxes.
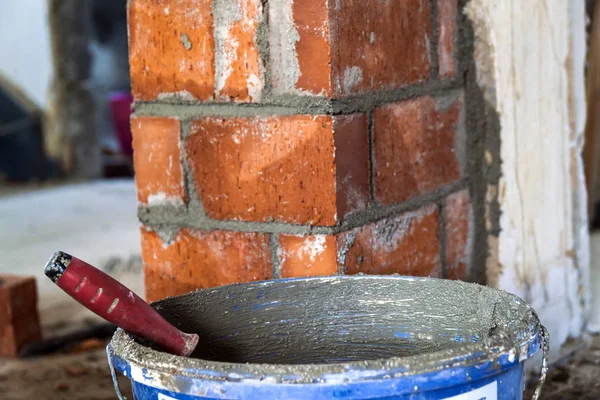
[277,234,338,277]
[141,229,272,301]
[213,0,243,98]
[338,175,369,215]
[268,0,301,94]
[147,192,185,207]
[338,205,441,276]
[341,66,364,95]
[336,230,357,270]
[295,235,327,263]
[213,0,264,102]
[372,214,411,252]
[156,91,196,102]
[180,33,192,50]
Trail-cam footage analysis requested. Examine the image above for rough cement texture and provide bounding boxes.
[458,1,501,285]
[268,233,281,279]
[267,0,300,95]
[132,80,464,118]
[366,111,376,201]
[180,34,192,51]
[138,181,466,236]
[213,0,243,94]
[133,101,311,118]
[179,120,204,216]
[111,276,542,386]
[428,0,440,79]
[332,80,460,114]
[438,200,450,278]
[255,0,271,95]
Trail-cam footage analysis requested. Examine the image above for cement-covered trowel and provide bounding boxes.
[44,251,199,357]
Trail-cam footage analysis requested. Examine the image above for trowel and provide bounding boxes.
[44,251,199,357]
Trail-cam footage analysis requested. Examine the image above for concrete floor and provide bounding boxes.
[524,335,600,399]
[0,180,141,399]
[0,179,143,336]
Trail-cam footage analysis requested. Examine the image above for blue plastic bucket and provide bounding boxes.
[107,276,548,399]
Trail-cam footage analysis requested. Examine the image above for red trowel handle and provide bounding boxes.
[45,251,199,357]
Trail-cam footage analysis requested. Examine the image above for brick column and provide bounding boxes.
[128,0,474,302]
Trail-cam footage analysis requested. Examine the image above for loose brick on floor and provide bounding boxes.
[141,229,272,302]
[0,315,42,358]
[0,275,41,357]
[132,117,186,206]
[0,275,38,323]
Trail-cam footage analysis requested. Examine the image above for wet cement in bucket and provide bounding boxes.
[111,276,541,384]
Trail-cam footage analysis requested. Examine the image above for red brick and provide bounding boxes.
[186,114,369,225]
[0,275,41,357]
[128,0,215,101]
[141,229,272,302]
[214,0,263,101]
[334,114,371,218]
[294,0,331,96]
[373,95,462,205]
[0,315,42,357]
[0,275,37,323]
[269,0,332,96]
[132,117,186,205]
[330,0,431,96]
[337,205,442,277]
[438,0,458,78]
[445,190,471,280]
[278,235,338,278]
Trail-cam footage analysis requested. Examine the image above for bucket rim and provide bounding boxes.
[109,275,543,388]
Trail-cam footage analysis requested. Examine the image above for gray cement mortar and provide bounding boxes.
[132,80,464,120]
[137,181,467,237]
[458,0,502,283]
[110,276,542,385]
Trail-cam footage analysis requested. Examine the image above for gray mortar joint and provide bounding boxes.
[140,181,468,241]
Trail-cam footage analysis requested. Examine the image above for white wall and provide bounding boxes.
[0,1,53,108]
[467,0,590,362]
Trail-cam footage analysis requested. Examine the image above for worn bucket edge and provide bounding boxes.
[108,275,544,396]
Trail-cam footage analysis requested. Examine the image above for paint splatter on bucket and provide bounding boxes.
[108,276,547,399]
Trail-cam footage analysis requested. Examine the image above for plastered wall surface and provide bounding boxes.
[466,0,590,361]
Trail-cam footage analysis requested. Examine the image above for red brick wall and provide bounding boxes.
[128,0,473,302]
